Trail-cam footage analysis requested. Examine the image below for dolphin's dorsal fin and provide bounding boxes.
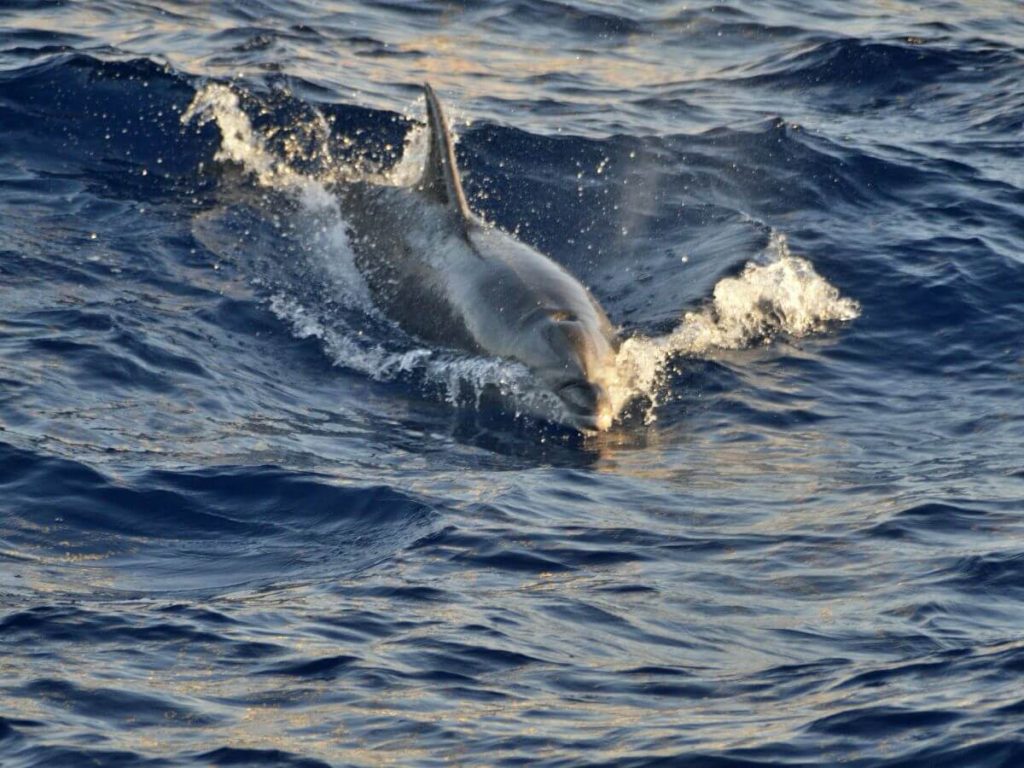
[419,83,471,223]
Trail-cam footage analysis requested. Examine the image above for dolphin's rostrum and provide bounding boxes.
[337,84,620,430]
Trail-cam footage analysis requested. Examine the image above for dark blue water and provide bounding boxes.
[2,1,1023,765]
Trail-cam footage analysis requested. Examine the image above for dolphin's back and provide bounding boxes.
[340,177,613,359]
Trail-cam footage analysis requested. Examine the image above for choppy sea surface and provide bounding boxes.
[2,1,1023,765]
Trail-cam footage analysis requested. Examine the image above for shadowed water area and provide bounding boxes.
[1,1,1023,766]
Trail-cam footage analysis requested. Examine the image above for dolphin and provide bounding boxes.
[336,84,620,431]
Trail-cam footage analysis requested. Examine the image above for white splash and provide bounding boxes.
[181,84,335,211]
[185,83,860,431]
[183,84,375,312]
[385,122,428,187]
[610,232,860,422]
[267,292,565,421]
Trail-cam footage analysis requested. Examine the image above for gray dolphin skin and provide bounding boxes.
[337,84,620,431]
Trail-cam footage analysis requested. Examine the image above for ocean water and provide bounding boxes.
[1,1,1022,765]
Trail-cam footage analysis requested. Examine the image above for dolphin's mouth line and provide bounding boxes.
[556,379,590,395]
[556,379,604,416]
